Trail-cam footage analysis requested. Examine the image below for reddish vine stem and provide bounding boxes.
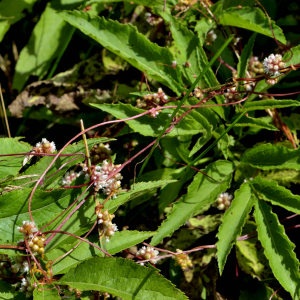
[44,188,94,247]
[42,230,112,257]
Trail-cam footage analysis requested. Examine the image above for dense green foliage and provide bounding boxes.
[1,0,300,299]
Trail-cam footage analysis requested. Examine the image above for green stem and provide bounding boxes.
[184,111,246,172]
[137,35,234,179]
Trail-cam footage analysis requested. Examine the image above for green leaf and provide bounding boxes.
[33,285,60,300]
[217,7,286,44]
[212,125,230,159]
[158,168,195,215]
[13,4,69,91]
[0,186,84,243]
[216,182,255,274]
[0,138,31,181]
[254,200,300,299]
[0,281,15,300]
[242,99,300,111]
[241,143,300,170]
[237,33,257,92]
[151,160,234,246]
[57,257,188,300]
[18,137,112,189]
[47,231,155,275]
[252,176,300,214]
[91,102,207,137]
[105,180,177,213]
[227,115,278,131]
[236,221,272,279]
[0,0,38,42]
[58,11,183,95]
[46,180,175,250]
[160,12,222,98]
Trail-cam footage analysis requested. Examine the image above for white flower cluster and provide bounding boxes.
[193,86,203,99]
[82,160,123,197]
[11,256,30,274]
[213,192,233,210]
[224,87,241,103]
[20,276,34,298]
[266,78,278,86]
[18,221,38,238]
[137,246,159,265]
[61,170,81,186]
[35,138,56,154]
[136,88,169,110]
[263,54,285,76]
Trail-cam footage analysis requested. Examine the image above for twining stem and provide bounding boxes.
[80,119,92,171]
[44,188,94,247]
[137,35,234,180]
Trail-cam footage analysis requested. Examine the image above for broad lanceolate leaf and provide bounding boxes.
[105,180,177,213]
[0,138,31,181]
[241,143,300,170]
[33,285,60,300]
[160,12,223,102]
[254,200,300,299]
[13,3,69,91]
[58,11,183,95]
[237,33,256,92]
[91,102,208,137]
[252,176,300,214]
[58,257,188,300]
[216,182,255,274]
[0,0,37,42]
[151,160,234,246]
[18,137,112,189]
[212,125,230,159]
[0,281,14,300]
[227,115,278,131]
[46,180,174,250]
[242,99,300,111]
[0,187,84,243]
[217,7,286,44]
[47,231,155,275]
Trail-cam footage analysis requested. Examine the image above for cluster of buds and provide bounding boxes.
[11,256,30,274]
[248,56,264,76]
[183,61,192,68]
[28,235,46,255]
[263,54,285,76]
[35,138,56,154]
[61,170,82,186]
[193,86,203,99]
[82,160,122,197]
[243,80,255,92]
[145,12,162,26]
[224,87,241,103]
[20,276,34,298]
[173,249,193,270]
[148,108,159,118]
[0,254,8,274]
[174,0,197,11]
[266,78,278,86]
[96,207,118,242]
[206,30,217,44]
[213,192,233,210]
[18,221,38,238]
[136,88,169,116]
[90,143,112,163]
[136,246,159,265]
